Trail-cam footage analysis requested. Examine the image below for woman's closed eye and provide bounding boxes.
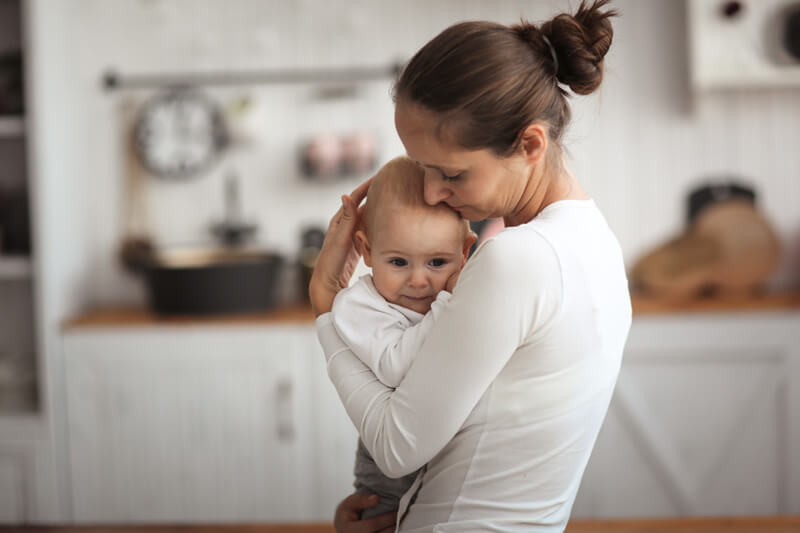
[442,171,463,182]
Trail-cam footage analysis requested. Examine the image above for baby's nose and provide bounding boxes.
[407,269,429,288]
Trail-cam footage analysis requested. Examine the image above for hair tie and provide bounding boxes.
[541,35,559,75]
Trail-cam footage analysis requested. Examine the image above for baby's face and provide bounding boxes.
[368,207,466,314]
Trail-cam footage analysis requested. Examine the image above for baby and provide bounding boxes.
[330,156,475,519]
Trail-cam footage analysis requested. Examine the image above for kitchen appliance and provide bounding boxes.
[689,0,800,90]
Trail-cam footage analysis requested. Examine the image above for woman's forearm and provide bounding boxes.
[309,268,337,316]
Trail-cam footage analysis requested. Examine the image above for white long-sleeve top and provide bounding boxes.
[316,199,632,532]
[331,275,451,388]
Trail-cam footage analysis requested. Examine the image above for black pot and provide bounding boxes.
[142,248,284,316]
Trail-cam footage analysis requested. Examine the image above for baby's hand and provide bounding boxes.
[445,269,460,292]
[446,230,476,293]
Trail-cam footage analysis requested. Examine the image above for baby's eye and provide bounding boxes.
[389,258,408,267]
[429,258,448,267]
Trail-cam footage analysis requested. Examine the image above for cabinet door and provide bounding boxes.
[572,313,800,518]
[0,446,28,523]
[306,335,359,521]
[63,326,314,523]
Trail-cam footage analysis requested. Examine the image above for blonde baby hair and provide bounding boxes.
[362,156,468,240]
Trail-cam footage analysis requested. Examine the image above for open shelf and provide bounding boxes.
[0,116,25,138]
[0,255,32,280]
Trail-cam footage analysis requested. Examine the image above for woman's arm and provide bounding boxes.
[318,234,563,477]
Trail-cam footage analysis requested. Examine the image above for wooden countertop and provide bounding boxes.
[5,516,800,532]
[63,290,800,330]
[630,290,800,314]
[62,305,317,330]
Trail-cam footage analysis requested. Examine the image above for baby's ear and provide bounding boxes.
[461,231,478,265]
[355,230,372,267]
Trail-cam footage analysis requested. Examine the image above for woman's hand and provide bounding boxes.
[309,178,372,316]
[334,493,397,533]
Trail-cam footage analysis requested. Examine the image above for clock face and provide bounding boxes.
[134,88,228,179]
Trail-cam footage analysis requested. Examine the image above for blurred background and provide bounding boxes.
[1,0,799,526]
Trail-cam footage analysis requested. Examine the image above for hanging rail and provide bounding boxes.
[102,61,404,91]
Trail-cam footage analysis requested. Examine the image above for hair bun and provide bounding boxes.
[541,0,617,95]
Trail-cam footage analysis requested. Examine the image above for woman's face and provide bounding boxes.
[394,101,531,222]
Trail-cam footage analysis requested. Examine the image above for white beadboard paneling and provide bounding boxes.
[0,452,25,522]
[307,334,359,521]
[572,311,800,518]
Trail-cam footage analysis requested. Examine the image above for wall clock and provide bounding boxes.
[133,87,228,180]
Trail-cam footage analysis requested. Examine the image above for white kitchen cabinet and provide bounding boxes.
[309,337,360,520]
[572,310,800,518]
[0,443,29,522]
[62,307,800,524]
[62,323,344,523]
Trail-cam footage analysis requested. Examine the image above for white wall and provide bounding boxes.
[34,0,800,309]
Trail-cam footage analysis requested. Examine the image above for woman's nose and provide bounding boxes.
[424,173,450,206]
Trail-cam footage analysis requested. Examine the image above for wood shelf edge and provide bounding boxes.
[62,305,317,330]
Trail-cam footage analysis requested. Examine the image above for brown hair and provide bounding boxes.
[363,156,468,241]
[393,0,616,157]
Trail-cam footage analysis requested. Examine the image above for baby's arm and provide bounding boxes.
[331,277,450,388]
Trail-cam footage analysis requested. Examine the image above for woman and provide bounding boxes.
[310,1,631,531]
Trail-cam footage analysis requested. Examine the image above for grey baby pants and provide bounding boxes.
[354,438,420,519]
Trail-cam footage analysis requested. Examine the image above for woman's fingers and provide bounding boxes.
[334,493,397,533]
[364,511,398,533]
[308,178,373,316]
[350,175,374,206]
[340,491,379,513]
[339,194,359,228]
[339,176,372,228]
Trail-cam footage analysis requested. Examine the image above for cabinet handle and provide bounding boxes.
[275,377,295,442]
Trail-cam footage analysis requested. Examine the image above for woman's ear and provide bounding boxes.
[519,123,548,165]
[355,230,372,267]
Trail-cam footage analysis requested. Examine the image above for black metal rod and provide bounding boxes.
[102,62,404,91]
